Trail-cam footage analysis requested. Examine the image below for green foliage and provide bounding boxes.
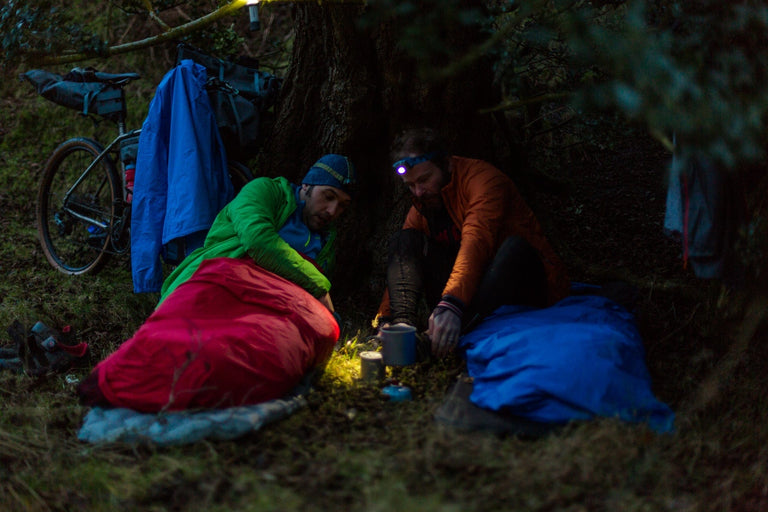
[0,0,255,70]
[364,0,768,172]
[0,0,109,69]
[566,0,768,169]
[184,25,248,60]
[4,0,766,172]
[493,0,768,170]
[364,0,767,273]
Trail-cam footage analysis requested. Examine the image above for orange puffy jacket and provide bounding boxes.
[378,156,569,319]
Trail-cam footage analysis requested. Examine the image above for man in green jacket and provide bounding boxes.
[159,154,356,313]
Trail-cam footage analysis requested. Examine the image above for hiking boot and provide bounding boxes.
[31,323,89,373]
[6,320,89,376]
[434,373,558,438]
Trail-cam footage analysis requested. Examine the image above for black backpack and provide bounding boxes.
[175,43,282,160]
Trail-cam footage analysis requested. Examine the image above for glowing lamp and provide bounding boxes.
[246,0,260,31]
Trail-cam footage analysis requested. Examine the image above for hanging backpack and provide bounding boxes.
[175,43,282,160]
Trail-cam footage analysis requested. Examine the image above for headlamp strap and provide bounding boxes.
[392,151,445,174]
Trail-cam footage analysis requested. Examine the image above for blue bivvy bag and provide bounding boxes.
[461,295,675,433]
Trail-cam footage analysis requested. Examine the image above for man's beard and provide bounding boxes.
[417,194,444,213]
[310,214,331,231]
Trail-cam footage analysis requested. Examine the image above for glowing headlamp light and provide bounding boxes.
[392,151,444,175]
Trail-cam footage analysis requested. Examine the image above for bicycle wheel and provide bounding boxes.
[37,137,121,275]
[227,160,254,193]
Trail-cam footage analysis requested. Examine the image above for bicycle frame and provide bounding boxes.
[61,126,140,230]
[32,66,255,276]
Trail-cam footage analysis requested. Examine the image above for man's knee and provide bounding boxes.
[496,236,540,267]
[488,235,547,307]
[388,228,425,259]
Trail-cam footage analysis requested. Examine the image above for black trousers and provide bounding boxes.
[386,229,548,333]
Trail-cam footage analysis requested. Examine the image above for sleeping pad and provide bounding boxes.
[83,257,339,412]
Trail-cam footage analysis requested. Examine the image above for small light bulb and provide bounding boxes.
[396,166,407,175]
[248,4,260,31]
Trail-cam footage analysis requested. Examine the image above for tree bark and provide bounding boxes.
[261,2,502,317]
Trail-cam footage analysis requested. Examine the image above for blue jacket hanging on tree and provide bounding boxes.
[131,60,234,293]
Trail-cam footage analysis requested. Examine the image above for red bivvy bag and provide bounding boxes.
[86,257,339,412]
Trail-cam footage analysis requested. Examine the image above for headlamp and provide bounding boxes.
[392,151,444,175]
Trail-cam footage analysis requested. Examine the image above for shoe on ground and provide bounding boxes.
[434,373,559,438]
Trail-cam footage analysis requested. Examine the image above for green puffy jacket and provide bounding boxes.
[159,176,337,303]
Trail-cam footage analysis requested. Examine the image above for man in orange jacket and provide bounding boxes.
[376,127,570,359]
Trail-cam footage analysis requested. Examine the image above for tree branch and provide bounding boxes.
[479,92,572,114]
[35,0,249,66]
[142,0,172,32]
[649,128,674,153]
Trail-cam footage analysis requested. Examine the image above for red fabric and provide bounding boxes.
[90,258,339,412]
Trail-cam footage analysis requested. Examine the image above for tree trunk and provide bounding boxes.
[261,3,502,320]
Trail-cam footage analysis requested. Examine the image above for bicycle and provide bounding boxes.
[28,69,254,276]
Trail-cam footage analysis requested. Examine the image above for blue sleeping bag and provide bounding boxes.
[460,295,675,433]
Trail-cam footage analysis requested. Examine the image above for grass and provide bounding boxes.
[2,41,768,512]
[1,200,766,512]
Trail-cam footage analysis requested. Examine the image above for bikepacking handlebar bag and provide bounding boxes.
[20,69,125,121]
[175,43,282,159]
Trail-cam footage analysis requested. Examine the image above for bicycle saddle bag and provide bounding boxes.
[20,68,126,121]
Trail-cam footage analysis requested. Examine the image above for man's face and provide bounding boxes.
[401,158,447,209]
[301,185,352,231]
